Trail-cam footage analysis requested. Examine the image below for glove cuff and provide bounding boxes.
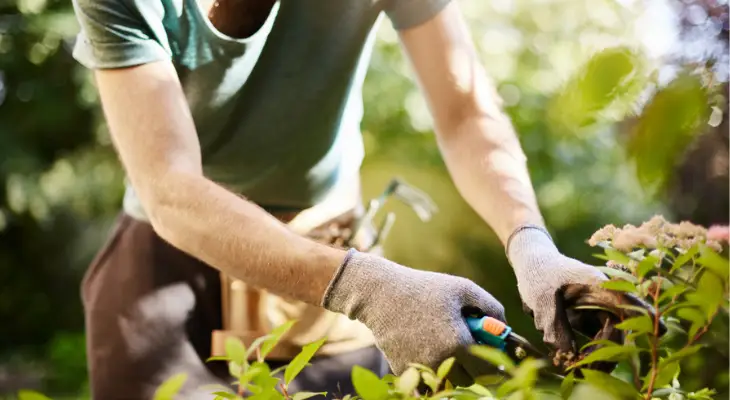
[320,248,358,309]
[505,224,558,268]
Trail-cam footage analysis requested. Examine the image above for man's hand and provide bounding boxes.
[506,225,663,354]
[322,249,505,387]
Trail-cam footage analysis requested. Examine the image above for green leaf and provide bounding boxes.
[396,367,420,394]
[686,272,725,320]
[660,345,704,366]
[688,388,717,399]
[206,356,231,362]
[437,357,455,379]
[596,267,638,283]
[581,369,640,399]
[261,320,297,360]
[605,249,632,265]
[422,371,441,393]
[616,304,650,316]
[560,371,576,400]
[464,383,492,397]
[638,280,654,296]
[571,345,640,368]
[248,388,280,400]
[241,361,269,384]
[250,362,280,393]
[245,334,272,360]
[601,280,637,293]
[211,392,238,399]
[636,255,659,279]
[627,73,710,190]
[292,392,327,400]
[642,361,679,391]
[547,47,647,131]
[658,285,688,304]
[284,337,326,385]
[153,372,188,400]
[696,246,729,280]
[225,337,247,365]
[615,315,654,334]
[17,390,53,400]
[407,363,435,373]
[473,374,506,386]
[352,365,390,400]
[270,364,288,376]
[229,361,243,379]
[574,305,615,313]
[671,245,699,273]
[579,339,621,353]
[381,374,397,384]
[396,373,416,393]
[676,307,706,340]
[470,345,516,374]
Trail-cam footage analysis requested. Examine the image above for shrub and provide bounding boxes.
[17,217,729,400]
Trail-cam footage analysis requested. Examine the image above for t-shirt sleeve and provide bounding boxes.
[71,0,171,69]
[381,0,452,31]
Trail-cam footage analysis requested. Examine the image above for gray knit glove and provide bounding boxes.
[507,225,661,355]
[322,249,506,385]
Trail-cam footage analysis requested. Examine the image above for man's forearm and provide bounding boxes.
[145,172,347,305]
[435,111,545,245]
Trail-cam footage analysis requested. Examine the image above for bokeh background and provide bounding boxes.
[0,0,727,398]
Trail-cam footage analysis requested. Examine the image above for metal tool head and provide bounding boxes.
[386,178,438,222]
[347,178,438,247]
[505,332,547,360]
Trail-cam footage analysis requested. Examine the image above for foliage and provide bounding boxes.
[1,0,727,397]
[16,218,727,400]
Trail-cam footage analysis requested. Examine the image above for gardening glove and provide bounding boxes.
[322,249,506,386]
[506,225,665,361]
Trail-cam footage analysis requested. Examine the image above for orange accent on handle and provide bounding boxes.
[481,316,507,336]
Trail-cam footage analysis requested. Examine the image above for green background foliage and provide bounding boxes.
[0,0,727,398]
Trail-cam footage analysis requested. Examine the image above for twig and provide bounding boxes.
[644,275,663,399]
[688,308,720,346]
[280,383,291,400]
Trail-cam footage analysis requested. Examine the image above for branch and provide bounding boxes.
[644,275,663,399]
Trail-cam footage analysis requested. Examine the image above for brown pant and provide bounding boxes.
[82,212,388,400]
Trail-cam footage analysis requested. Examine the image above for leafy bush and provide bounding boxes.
[16,217,728,400]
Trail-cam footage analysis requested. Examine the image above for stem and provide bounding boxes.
[281,383,291,400]
[644,275,663,399]
[688,308,719,346]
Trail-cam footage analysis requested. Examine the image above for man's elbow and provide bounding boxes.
[136,171,200,247]
[435,91,509,141]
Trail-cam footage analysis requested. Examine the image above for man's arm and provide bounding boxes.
[93,60,511,379]
[395,5,663,353]
[93,60,346,305]
[396,2,544,245]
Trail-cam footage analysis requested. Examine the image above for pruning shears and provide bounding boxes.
[466,316,569,381]
[466,315,547,362]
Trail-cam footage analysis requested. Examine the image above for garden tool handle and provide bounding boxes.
[466,316,512,351]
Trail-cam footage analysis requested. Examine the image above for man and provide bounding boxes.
[71,0,650,398]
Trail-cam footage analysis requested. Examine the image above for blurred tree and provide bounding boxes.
[0,0,122,396]
[0,0,727,397]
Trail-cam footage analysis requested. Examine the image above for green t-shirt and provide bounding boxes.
[72,0,450,219]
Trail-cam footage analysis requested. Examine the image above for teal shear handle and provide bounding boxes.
[466,316,512,351]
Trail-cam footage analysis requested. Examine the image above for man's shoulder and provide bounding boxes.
[73,0,172,25]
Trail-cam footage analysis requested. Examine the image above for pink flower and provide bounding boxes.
[707,225,730,243]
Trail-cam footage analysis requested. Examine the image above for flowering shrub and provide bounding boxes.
[16,216,728,400]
